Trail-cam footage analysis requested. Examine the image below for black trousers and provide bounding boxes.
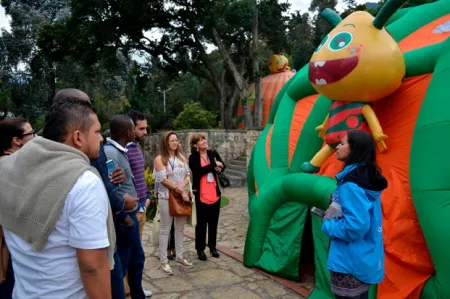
[167,220,175,251]
[195,197,221,251]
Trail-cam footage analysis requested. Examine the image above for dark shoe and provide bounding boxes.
[197,250,207,261]
[210,248,220,258]
[168,253,176,260]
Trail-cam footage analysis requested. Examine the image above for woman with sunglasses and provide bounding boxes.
[0,118,35,157]
[0,117,35,299]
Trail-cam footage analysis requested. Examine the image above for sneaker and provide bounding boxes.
[144,289,153,297]
[160,262,173,275]
[176,258,193,268]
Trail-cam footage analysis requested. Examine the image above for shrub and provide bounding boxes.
[144,167,158,221]
[173,102,217,130]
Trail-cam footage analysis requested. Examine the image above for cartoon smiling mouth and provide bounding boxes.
[277,63,288,72]
[308,56,359,86]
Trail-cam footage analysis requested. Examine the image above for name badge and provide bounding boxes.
[207,173,214,183]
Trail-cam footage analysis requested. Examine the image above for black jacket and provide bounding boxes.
[189,149,226,202]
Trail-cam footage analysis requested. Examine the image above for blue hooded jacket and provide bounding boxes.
[322,163,388,284]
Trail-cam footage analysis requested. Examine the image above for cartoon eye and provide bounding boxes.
[328,31,353,51]
[314,34,330,53]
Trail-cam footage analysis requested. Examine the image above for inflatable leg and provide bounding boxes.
[301,145,335,173]
[411,36,450,299]
[244,173,336,267]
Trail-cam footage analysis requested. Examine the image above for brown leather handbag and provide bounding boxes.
[168,189,192,217]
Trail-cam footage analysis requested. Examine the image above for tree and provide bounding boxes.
[0,80,12,120]
[309,0,338,48]
[1,0,72,107]
[173,102,218,130]
[38,0,290,129]
[288,11,315,70]
[251,0,262,127]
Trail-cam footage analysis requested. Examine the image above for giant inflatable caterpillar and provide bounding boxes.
[244,0,450,298]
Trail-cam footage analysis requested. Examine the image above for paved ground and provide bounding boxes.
[140,188,306,299]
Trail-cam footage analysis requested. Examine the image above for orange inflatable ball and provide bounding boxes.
[236,55,294,128]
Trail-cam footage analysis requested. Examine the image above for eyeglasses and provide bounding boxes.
[20,130,35,138]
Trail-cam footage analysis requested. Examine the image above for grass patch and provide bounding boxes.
[220,196,230,208]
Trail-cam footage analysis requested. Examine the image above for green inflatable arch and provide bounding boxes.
[244,0,450,298]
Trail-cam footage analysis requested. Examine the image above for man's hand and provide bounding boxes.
[124,215,134,227]
[110,167,126,184]
[145,198,151,208]
[123,193,139,211]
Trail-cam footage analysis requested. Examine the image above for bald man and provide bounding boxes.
[53,88,90,103]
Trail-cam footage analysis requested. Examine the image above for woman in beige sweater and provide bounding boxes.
[0,118,35,298]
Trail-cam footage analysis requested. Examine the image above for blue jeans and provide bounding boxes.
[117,211,145,299]
[0,256,14,299]
[111,250,126,299]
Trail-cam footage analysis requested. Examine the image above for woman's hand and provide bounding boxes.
[181,192,190,202]
[216,161,224,168]
[175,185,184,193]
[322,209,329,222]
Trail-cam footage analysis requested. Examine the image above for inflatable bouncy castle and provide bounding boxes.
[243,0,450,298]
[236,54,294,128]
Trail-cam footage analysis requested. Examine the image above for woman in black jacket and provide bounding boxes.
[189,133,225,261]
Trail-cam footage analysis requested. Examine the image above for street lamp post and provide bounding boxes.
[157,87,172,124]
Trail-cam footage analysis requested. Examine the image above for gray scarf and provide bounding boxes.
[0,137,115,269]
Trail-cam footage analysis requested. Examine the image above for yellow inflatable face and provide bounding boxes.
[309,11,405,102]
[269,55,291,73]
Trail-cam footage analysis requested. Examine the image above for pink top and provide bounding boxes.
[200,157,219,204]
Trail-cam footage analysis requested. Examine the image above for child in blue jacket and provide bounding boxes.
[322,130,388,299]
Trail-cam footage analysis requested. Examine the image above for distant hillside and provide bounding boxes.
[366,2,380,9]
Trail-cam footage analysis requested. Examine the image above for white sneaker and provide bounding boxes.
[176,258,193,268]
[144,289,153,297]
[160,262,173,275]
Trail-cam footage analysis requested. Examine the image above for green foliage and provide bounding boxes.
[144,167,157,221]
[144,167,156,199]
[0,81,12,119]
[309,0,338,48]
[37,0,290,129]
[288,12,315,70]
[173,102,218,130]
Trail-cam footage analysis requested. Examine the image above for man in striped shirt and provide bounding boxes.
[126,110,152,239]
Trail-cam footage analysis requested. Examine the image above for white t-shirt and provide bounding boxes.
[4,171,110,299]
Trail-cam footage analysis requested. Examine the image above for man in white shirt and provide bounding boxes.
[0,98,113,298]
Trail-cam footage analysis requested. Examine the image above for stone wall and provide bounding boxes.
[141,129,263,168]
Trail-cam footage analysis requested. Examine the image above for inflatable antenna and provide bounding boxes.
[373,0,409,29]
[321,8,342,27]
